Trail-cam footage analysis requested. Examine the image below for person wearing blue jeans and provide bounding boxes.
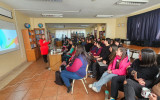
[89,47,131,93]
[60,45,90,93]
[61,70,82,87]
[90,71,117,92]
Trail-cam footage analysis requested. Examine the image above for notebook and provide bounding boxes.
[98,61,107,66]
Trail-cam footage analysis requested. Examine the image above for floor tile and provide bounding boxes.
[0,93,10,100]
[30,81,46,90]
[6,90,27,100]
[40,96,57,100]
[14,82,32,91]
[23,89,43,100]
[57,94,74,100]
[41,87,58,98]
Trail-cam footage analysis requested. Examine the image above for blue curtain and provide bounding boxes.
[127,8,160,45]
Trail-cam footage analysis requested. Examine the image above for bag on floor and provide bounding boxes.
[54,71,64,85]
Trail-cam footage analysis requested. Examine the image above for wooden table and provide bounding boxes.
[49,53,62,71]
[123,44,160,54]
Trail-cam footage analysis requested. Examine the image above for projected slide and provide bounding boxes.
[0,29,18,51]
[0,20,19,54]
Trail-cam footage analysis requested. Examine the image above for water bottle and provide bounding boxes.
[105,90,109,100]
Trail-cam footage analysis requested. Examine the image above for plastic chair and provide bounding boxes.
[71,65,89,94]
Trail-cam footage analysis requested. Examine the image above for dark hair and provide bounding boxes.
[97,41,101,46]
[71,45,91,64]
[109,45,118,61]
[140,48,157,67]
[105,38,111,44]
[110,47,128,68]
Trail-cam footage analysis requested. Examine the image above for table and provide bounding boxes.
[123,44,160,54]
[49,53,62,71]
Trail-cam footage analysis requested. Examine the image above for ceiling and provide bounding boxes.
[46,23,101,28]
[1,0,160,18]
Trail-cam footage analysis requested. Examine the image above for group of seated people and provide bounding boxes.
[58,37,160,100]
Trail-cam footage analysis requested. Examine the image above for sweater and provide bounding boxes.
[128,59,159,80]
[39,39,49,55]
[85,43,93,52]
[108,56,130,75]
[99,46,110,60]
[92,47,103,56]
[66,55,88,77]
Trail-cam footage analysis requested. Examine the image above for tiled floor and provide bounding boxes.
[0,58,123,100]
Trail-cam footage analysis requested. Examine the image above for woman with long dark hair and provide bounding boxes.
[110,48,159,100]
[123,48,159,100]
[89,47,130,92]
[61,45,90,93]
[96,45,118,80]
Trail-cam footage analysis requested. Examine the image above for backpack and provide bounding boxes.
[54,71,64,85]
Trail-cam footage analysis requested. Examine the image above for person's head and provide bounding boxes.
[94,41,97,46]
[69,40,73,44]
[96,41,101,48]
[109,45,118,61]
[116,47,127,58]
[72,45,91,64]
[104,38,111,46]
[81,38,85,42]
[42,35,45,40]
[110,39,113,44]
[114,39,120,46]
[139,48,157,67]
[97,38,101,42]
[101,39,105,43]
[88,39,92,43]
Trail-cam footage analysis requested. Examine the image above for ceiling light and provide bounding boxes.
[96,15,113,18]
[81,25,89,27]
[42,13,63,17]
[115,0,149,6]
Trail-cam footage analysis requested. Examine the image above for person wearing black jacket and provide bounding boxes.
[110,48,159,100]
[89,38,111,78]
[85,39,93,52]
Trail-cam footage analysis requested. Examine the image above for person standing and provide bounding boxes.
[39,35,50,69]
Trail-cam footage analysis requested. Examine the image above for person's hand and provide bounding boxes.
[149,93,157,100]
[127,65,131,69]
[107,70,112,74]
[137,78,145,86]
[103,60,107,64]
[43,40,46,43]
[66,65,69,67]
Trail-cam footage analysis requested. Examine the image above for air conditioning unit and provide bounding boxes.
[115,0,149,6]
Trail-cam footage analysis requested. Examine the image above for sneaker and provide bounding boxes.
[47,67,51,70]
[91,86,99,92]
[88,75,95,78]
[88,84,93,88]
[88,70,93,73]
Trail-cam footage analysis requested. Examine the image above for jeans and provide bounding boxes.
[61,70,82,87]
[92,71,117,92]
[111,76,125,99]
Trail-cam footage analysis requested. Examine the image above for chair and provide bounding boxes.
[71,65,89,94]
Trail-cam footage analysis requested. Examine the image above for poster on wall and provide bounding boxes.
[0,20,19,55]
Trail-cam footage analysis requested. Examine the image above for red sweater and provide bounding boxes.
[92,47,102,56]
[39,39,49,55]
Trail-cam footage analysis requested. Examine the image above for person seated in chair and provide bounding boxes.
[61,45,90,93]
[110,48,159,100]
[89,47,130,92]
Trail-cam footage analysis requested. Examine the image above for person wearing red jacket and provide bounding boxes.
[39,35,50,66]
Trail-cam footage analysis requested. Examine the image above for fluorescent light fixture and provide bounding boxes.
[81,25,89,27]
[42,13,63,17]
[96,15,113,18]
[115,0,149,6]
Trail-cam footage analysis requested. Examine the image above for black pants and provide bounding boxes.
[43,55,48,63]
[124,79,147,100]
[96,65,108,80]
[92,62,98,76]
[111,76,125,99]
